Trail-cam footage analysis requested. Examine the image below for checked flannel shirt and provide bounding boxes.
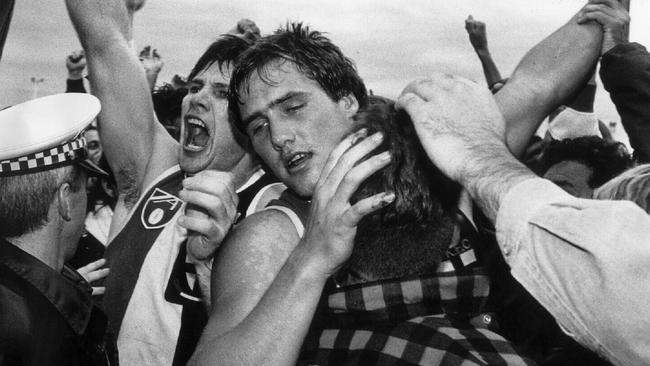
[298,270,534,366]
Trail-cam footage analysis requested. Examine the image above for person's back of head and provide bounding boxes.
[594,164,650,214]
[0,93,106,265]
[540,136,633,197]
[0,166,85,238]
[335,97,461,284]
[228,22,368,130]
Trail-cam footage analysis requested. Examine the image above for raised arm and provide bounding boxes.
[464,15,504,89]
[65,50,87,93]
[496,7,602,157]
[586,0,650,162]
[65,0,177,228]
[398,72,650,366]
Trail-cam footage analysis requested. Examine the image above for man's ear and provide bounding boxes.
[56,183,73,222]
[339,94,359,118]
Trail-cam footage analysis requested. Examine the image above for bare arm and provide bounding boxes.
[65,0,177,228]
[465,15,504,88]
[496,9,602,157]
[191,130,394,365]
[190,211,311,365]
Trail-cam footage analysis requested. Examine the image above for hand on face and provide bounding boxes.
[299,128,395,278]
[577,0,629,55]
[178,170,239,263]
[396,72,506,183]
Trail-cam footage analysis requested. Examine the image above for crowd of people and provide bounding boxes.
[1,0,649,365]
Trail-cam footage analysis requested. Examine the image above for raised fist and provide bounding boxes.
[66,50,86,79]
[228,19,261,41]
[465,15,488,52]
[139,45,164,74]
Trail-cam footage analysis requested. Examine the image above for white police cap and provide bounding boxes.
[0,93,107,176]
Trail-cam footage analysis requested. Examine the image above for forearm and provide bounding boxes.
[497,13,602,157]
[145,71,158,93]
[66,0,173,191]
[475,49,503,87]
[65,78,86,93]
[191,245,327,366]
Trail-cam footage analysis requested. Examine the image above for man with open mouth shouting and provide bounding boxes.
[66,1,281,365]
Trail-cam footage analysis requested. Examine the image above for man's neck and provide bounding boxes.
[214,152,262,191]
[6,224,65,271]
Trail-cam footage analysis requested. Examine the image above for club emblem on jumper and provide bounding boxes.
[141,188,183,229]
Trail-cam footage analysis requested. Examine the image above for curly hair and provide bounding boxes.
[228,22,368,131]
[336,96,462,283]
[540,136,633,188]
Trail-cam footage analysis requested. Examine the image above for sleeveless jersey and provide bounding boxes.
[104,165,280,365]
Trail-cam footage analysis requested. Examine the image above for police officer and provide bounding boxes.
[0,93,117,365]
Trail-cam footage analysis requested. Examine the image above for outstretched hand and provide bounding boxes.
[66,50,86,79]
[299,129,394,278]
[577,0,629,55]
[396,72,506,183]
[180,170,239,264]
[465,15,489,52]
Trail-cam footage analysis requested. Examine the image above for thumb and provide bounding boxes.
[396,92,427,117]
[467,14,473,21]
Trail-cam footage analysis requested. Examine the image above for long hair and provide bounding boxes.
[339,97,461,283]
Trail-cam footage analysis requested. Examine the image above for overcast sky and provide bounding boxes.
[1,0,649,142]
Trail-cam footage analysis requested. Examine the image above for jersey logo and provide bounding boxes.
[141,188,183,230]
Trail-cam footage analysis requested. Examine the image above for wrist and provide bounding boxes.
[289,239,337,284]
[459,144,536,222]
[67,71,84,80]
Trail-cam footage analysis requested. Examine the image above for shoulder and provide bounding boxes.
[220,209,301,270]
[213,209,301,295]
[0,278,33,345]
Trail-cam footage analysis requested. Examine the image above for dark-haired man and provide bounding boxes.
[66,1,282,364]
[541,136,633,198]
[191,10,603,364]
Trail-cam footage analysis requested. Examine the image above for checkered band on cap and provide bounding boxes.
[0,137,88,176]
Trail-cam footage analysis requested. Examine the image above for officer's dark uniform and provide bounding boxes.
[0,239,117,365]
